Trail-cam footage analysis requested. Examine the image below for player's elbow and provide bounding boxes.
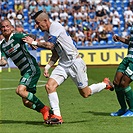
[0,60,8,66]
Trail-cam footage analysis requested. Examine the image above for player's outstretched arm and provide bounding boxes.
[113,35,129,45]
[22,36,55,50]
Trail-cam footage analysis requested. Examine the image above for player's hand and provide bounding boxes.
[43,68,49,78]
[22,36,34,44]
[113,35,119,42]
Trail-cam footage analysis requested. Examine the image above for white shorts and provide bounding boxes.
[50,58,88,89]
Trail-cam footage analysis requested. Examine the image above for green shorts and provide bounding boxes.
[19,68,41,94]
[117,57,133,80]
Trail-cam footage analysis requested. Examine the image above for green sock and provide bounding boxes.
[27,92,44,112]
[124,86,133,112]
[115,86,127,110]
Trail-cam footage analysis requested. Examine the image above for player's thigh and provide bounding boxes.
[50,65,67,86]
[19,70,41,94]
[125,61,133,81]
[69,58,88,89]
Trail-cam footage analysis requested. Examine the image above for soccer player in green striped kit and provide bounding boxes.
[0,19,50,121]
[111,28,133,117]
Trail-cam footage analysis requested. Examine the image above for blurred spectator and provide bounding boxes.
[44,1,52,14]
[75,29,85,46]
[124,6,133,20]
[97,20,105,33]
[15,3,24,13]
[125,14,133,26]
[15,24,24,33]
[59,9,68,22]
[7,9,16,27]
[58,1,67,10]
[121,28,129,38]
[104,19,113,34]
[129,0,133,11]
[110,9,119,20]
[37,2,44,11]
[1,3,9,20]
[102,1,110,15]
[29,1,37,14]
[74,8,82,25]
[89,21,97,32]
[95,2,106,20]
[92,31,99,42]
[51,9,60,22]
[88,7,97,22]
[51,2,60,12]
[16,9,24,25]
[99,29,108,42]
[23,0,29,9]
[112,14,120,28]
[84,28,93,46]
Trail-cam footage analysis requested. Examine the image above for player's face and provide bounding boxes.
[0,21,12,37]
[35,18,49,32]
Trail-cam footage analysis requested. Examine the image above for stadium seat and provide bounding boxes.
[123,0,128,8]
[39,31,44,37]
[109,0,115,7]
[8,1,14,10]
[23,22,29,30]
[117,7,123,14]
[84,40,89,46]
[115,0,122,8]
[92,41,99,46]
[120,26,125,32]
[113,27,119,35]
[31,29,38,35]
[68,21,74,26]
[77,41,82,46]
[23,8,28,16]
[107,40,114,45]
[115,41,122,45]
[24,16,29,22]
[68,15,74,23]
[30,22,35,29]
[107,34,113,41]
[99,40,107,45]
[120,20,125,27]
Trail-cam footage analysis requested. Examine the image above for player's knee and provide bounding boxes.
[45,83,55,93]
[81,94,89,98]
[16,87,26,97]
[79,91,90,98]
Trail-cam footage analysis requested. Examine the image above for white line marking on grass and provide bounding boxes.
[2,79,47,83]
[0,84,45,91]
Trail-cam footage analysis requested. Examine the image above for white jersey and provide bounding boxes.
[49,21,79,67]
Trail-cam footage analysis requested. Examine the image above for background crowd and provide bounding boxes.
[0,0,133,47]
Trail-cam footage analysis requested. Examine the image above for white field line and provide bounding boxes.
[0,79,46,91]
[1,79,46,83]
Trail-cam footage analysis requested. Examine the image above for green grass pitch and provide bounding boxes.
[0,66,133,133]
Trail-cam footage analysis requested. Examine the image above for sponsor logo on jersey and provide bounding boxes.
[5,43,20,56]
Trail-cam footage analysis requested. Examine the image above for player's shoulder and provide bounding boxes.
[13,32,27,39]
[51,21,63,28]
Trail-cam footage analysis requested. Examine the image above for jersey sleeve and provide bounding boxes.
[48,22,64,45]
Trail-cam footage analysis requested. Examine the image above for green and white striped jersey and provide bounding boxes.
[0,33,39,76]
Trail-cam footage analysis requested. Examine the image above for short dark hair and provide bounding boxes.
[31,10,43,19]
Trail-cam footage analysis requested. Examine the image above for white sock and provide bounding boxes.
[48,92,61,116]
[89,82,106,95]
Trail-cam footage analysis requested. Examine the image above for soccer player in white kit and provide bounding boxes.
[23,10,114,124]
